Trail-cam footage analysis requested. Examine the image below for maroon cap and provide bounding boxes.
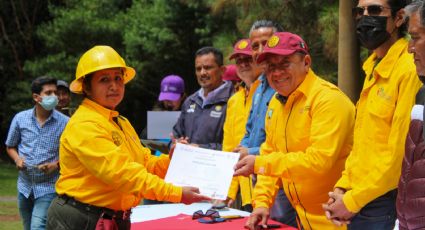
[229,39,252,60]
[158,75,185,101]
[257,32,309,63]
[222,64,241,82]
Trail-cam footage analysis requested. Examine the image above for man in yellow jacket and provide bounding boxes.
[234,32,355,230]
[323,0,422,229]
[222,38,262,211]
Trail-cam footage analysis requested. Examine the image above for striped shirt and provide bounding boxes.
[5,108,69,198]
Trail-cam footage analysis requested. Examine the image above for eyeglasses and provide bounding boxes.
[352,5,391,18]
[192,209,226,224]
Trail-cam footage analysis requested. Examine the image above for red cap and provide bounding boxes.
[222,64,241,82]
[257,32,309,63]
[229,39,252,60]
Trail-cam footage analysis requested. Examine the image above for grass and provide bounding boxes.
[0,161,21,230]
[0,162,18,195]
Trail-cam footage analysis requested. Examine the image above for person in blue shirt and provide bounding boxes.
[235,20,297,228]
[5,76,69,230]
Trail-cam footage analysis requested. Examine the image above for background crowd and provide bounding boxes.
[3,0,425,230]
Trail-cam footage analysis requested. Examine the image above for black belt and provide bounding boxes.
[58,194,131,220]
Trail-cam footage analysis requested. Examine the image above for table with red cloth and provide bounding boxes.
[130,203,297,230]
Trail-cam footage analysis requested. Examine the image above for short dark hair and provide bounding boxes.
[195,47,224,66]
[82,74,93,96]
[31,76,57,94]
[387,0,411,37]
[249,20,284,36]
[405,0,425,26]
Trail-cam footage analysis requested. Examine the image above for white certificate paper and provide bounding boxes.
[164,143,240,200]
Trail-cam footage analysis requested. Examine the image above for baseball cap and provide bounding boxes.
[222,64,240,82]
[57,80,70,89]
[257,32,309,63]
[229,39,252,60]
[158,75,185,101]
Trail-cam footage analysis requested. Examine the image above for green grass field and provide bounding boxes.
[0,162,22,230]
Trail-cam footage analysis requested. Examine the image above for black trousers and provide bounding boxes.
[46,196,131,230]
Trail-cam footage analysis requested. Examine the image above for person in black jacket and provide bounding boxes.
[171,47,233,150]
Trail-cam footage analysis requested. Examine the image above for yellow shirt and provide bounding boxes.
[223,81,259,205]
[56,99,182,211]
[335,38,422,213]
[253,70,355,229]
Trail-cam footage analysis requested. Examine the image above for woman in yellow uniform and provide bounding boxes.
[46,46,208,230]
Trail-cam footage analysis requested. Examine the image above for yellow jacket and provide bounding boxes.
[335,38,422,213]
[56,99,182,211]
[253,70,355,229]
[223,81,259,206]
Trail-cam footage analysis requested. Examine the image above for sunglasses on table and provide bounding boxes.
[192,209,226,224]
[352,5,392,18]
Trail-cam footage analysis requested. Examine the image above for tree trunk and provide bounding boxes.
[338,0,361,102]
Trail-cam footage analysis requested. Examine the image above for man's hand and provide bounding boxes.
[322,188,354,226]
[169,136,190,158]
[14,157,25,170]
[245,207,270,230]
[180,186,211,205]
[226,198,234,207]
[37,162,59,174]
[233,155,256,177]
[233,146,249,159]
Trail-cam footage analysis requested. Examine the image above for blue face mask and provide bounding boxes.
[39,95,59,111]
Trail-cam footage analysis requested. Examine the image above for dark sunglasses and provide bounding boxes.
[352,5,391,18]
[192,209,226,224]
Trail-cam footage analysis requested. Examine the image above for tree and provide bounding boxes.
[25,0,239,133]
[0,0,50,161]
[211,0,339,82]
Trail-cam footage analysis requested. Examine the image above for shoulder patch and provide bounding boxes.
[111,131,122,146]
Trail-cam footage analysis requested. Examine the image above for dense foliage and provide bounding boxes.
[0,0,339,161]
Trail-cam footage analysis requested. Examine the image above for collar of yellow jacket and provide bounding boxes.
[82,98,120,121]
[363,38,409,79]
[292,68,317,98]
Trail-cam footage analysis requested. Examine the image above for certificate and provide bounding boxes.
[164,143,240,200]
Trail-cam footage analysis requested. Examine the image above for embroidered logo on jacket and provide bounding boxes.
[299,105,311,114]
[377,87,392,102]
[111,131,122,146]
[187,104,196,113]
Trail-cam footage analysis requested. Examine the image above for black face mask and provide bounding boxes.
[356,16,390,50]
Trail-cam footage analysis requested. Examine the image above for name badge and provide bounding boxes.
[210,111,222,118]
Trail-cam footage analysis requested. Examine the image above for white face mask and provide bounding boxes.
[39,95,59,111]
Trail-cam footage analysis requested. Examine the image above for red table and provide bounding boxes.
[132,213,297,230]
